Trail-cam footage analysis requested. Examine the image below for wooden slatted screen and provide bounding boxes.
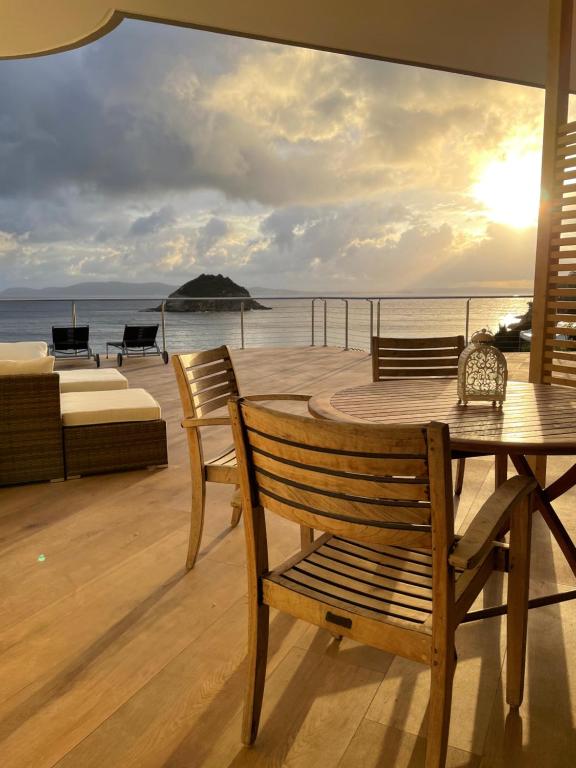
[543,119,576,386]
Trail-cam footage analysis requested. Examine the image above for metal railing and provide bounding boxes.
[0,293,533,353]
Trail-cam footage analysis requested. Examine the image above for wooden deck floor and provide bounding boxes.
[0,347,574,767]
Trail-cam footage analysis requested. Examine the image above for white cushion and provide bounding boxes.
[60,388,161,427]
[0,356,55,375]
[0,341,48,360]
[58,369,129,393]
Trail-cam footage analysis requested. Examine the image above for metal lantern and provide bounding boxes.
[457,329,507,406]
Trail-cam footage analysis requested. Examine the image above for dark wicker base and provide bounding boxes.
[63,419,168,477]
[0,374,65,486]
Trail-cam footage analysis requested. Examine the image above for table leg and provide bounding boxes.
[545,462,576,502]
[495,453,508,489]
[466,452,576,622]
[510,454,576,579]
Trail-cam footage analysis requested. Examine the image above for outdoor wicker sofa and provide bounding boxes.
[0,373,168,485]
[0,342,167,486]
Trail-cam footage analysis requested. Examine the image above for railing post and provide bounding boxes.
[240,301,245,349]
[341,299,349,350]
[365,299,374,350]
[376,299,381,337]
[323,299,328,346]
[71,301,77,327]
[161,300,167,353]
[311,298,317,346]
[465,298,471,343]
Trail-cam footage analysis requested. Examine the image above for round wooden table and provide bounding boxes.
[309,379,576,455]
[309,378,576,616]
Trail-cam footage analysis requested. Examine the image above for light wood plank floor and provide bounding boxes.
[0,348,574,767]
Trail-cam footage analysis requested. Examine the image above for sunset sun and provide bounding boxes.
[472,149,541,229]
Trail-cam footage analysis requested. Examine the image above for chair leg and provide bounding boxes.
[242,601,269,745]
[300,525,314,550]
[454,458,466,496]
[230,486,243,528]
[425,648,456,768]
[506,494,532,708]
[186,473,206,570]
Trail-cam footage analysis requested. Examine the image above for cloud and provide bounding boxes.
[0,19,544,291]
[129,206,175,236]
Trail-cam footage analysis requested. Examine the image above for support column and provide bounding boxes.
[530,0,574,385]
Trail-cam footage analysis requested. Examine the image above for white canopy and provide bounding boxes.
[0,1,566,89]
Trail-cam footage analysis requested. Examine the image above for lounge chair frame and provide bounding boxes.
[106,324,168,366]
[49,325,100,367]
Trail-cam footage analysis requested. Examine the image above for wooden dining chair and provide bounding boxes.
[371,335,467,495]
[229,397,535,768]
[173,346,311,569]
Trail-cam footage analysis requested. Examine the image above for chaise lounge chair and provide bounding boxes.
[49,326,100,367]
[106,324,168,366]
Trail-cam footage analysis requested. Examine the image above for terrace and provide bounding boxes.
[3,1,576,766]
[1,347,575,767]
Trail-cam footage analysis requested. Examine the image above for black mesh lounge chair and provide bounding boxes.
[106,325,169,367]
[49,326,100,367]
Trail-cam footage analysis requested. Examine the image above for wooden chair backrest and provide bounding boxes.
[173,345,240,420]
[371,335,465,381]
[230,398,454,552]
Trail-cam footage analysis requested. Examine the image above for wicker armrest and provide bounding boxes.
[0,373,64,485]
[449,476,536,570]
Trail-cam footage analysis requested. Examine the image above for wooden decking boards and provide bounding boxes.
[0,348,574,767]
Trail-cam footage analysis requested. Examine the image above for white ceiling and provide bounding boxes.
[0,1,566,90]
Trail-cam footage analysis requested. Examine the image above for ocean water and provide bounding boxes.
[0,296,532,354]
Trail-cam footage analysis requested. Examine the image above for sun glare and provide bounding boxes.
[472,150,541,229]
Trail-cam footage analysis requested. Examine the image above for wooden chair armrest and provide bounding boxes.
[449,475,536,570]
[242,394,311,402]
[181,416,231,428]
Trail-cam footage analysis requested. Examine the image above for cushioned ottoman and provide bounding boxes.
[0,341,48,360]
[58,368,128,393]
[61,389,167,477]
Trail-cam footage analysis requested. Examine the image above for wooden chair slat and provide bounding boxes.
[179,345,230,368]
[187,369,237,395]
[373,336,465,350]
[275,568,429,623]
[259,492,433,548]
[197,393,234,416]
[378,357,460,369]
[248,430,429,477]
[373,347,462,359]
[374,367,459,378]
[194,380,237,408]
[306,549,432,610]
[243,402,428,455]
[206,447,236,466]
[327,538,433,574]
[255,469,431,524]
[309,548,433,591]
[251,451,430,501]
[185,358,234,380]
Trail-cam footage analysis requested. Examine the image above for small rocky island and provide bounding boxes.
[154,273,269,312]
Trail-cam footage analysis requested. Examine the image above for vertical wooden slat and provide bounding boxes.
[530,0,574,386]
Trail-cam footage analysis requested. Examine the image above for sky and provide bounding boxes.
[0,19,549,293]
